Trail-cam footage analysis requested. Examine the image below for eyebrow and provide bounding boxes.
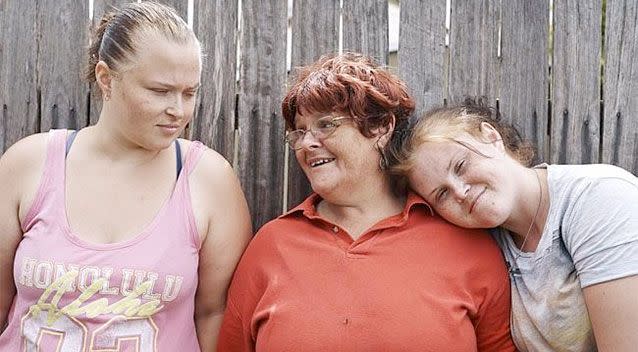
[148,82,201,90]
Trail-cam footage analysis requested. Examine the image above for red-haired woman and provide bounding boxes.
[217,53,516,351]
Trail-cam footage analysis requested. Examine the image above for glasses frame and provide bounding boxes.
[284,116,352,150]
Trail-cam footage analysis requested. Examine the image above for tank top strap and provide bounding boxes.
[167,141,207,249]
[182,141,207,176]
[22,129,68,230]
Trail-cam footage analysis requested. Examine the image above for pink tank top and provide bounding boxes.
[0,129,205,351]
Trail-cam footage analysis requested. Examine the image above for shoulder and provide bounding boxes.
[549,164,637,189]
[180,139,232,179]
[1,133,50,194]
[182,140,239,200]
[1,132,49,170]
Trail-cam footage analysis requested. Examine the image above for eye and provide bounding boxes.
[454,159,466,174]
[150,88,168,94]
[316,119,337,130]
[436,187,448,202]
[183,90,198,98]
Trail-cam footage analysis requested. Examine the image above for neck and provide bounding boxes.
[87,118,163,164]
[502,168,549,251]
[318,175,404,239]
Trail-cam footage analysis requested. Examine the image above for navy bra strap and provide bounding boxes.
[65,130,78,157]
[175,140,182,178]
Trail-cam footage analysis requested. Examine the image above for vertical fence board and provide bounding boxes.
[287,1,340,209]
[551,0,601,164]
[603,0,638,175]
[448,0,500,104]
[397,0,447,116]
[192,0,237,160]
[1,0,39,151]
[39,0,90,132]
[90,0,132,126]
[343,0,388,64]
[238,0,287,230]
[498,0,549,162]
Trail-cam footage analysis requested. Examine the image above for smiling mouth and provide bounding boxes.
[309,158,335,168]
[469,188,486,213]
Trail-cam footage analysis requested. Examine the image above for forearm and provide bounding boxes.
[196,310,224,352]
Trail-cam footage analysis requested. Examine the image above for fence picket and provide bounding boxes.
[602,0,638,174]
[499,0,549,163]
[286,0,340,209]
[237,0,287,230]
[343,0,388,65]
[448,0,500,105]
[191,0,238,161]
[0,0,39,150]
[39,0,90,132]
[551,0,601,164]
[397,0,447,115]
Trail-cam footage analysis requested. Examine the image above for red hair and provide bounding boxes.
[281,52,415,136]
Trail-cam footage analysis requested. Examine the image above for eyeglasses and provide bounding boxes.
[284,116,352,150]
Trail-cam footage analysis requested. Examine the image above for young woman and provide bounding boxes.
[217,53,515,351]
[0,3,251,351]
[390,101,638,351]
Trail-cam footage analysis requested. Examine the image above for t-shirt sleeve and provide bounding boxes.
[563,176,638,288]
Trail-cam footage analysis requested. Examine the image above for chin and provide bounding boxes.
[309,179,338,198]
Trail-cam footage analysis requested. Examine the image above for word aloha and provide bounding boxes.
[18,258,185,326]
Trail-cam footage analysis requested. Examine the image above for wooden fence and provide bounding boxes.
[1,0,637,231]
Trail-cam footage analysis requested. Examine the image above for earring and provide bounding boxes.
[104,91,111,101]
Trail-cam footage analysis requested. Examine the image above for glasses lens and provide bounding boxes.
[285,130,303,149]
[313,117,339,139]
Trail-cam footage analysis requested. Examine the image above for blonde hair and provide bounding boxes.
[85,1,197,83]
[389,99,535,174]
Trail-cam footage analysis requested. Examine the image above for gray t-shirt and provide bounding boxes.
[493,164,638,352]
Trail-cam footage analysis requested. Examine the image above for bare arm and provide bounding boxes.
[0,134,47,331]
[189,148,252,351]
[583,276,638,351]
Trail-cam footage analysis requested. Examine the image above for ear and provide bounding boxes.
[374,115,396,149]
[95,61,113,100]
[479,121,505,151]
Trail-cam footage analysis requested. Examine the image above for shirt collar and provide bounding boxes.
[280,191,433,222]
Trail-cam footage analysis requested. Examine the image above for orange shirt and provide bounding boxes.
[218,193,515,351]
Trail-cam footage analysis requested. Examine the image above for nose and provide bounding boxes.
[297,130,321,150]
[451,181,470,202]
[166,95,184,118]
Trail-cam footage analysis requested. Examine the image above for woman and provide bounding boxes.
[0,3,251,351]
[217,53,515,351]
[390,101,638,351]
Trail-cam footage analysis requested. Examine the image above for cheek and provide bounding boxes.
[433,203,463,224]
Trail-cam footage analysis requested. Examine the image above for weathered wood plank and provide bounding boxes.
[0,0,39,151]
[602,0,638,175]
[448,0,500,105]
[498,0,549,163]
[397,0,447,115]
[191,0,237,160]
[90,0,131,126]
[238,0,287,230]
[287,1,340,209]
[551,0,601,164]
[39,0,90,132]
[342,0,388,64]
